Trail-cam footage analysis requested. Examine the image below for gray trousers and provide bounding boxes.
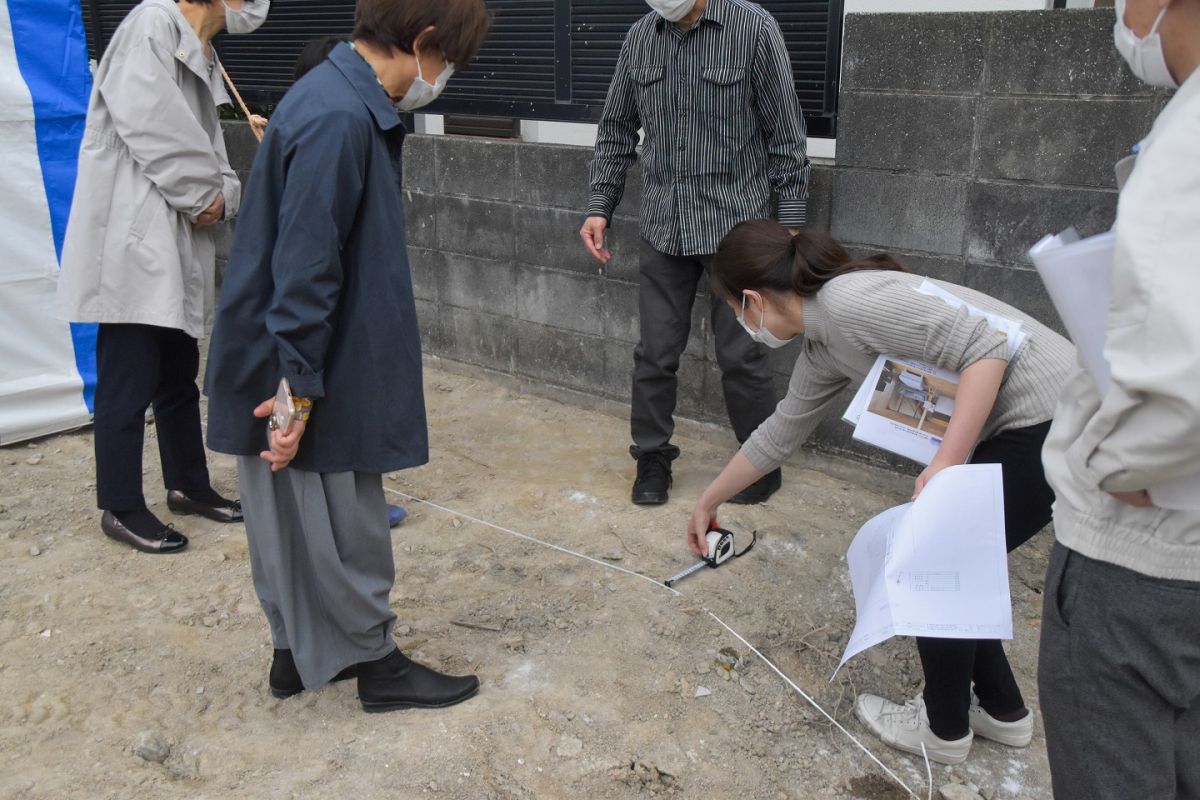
[238,456,397,688]
[630,240,778,459]
[1039,542,1200,799]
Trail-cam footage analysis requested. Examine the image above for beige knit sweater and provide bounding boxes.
[741,270,1076,473]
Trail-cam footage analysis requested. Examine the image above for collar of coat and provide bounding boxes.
[328,42,406,133]
[142,0,219,85]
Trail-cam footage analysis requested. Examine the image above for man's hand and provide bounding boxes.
[253,397,306,472]
[194,192,226,230]
[1110,489,1152,507]
[248,114,268,141]
[787,227,800,237]
[580,215,611,264]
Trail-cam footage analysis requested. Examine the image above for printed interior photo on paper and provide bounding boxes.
[866,360,957,441]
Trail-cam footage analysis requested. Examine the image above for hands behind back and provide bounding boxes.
[253,397,306,472]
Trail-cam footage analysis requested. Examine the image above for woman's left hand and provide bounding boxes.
[913,455,962,501]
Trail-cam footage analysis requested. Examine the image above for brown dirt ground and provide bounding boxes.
[0,362,1053,799]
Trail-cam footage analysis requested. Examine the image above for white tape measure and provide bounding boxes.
[663,526,757,587]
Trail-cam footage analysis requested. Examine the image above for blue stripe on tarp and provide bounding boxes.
[7,0,96,411]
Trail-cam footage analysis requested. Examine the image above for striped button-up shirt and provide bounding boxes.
[587,0,810,257]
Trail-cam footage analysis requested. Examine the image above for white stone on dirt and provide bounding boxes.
[556,735,582,757]
[694,686,712,698]
[28,546,40,557]
[940,784,984,800]
[133,731,170,763]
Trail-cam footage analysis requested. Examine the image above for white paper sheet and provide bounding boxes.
[837,464,1011,675]
[915,280,1028,358]
[1029,230,1200,511]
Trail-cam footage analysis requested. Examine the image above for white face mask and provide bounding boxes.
[739,294,795,350]
[395,50,455,112]
[224,0,269,34]
[645,0,696,22]
[1113,0,1177,89]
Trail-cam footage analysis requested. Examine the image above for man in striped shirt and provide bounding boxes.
[580,0,811,507]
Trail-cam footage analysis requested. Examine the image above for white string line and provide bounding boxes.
[387,489,681,597]
[387,487,925,799]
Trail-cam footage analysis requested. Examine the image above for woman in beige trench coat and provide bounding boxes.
[57,0,267,553]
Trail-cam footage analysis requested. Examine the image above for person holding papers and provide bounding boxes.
[687,220,1073,764]
[1038,1,1200,796]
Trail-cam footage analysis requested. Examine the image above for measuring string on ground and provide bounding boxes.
[663,523,757,587]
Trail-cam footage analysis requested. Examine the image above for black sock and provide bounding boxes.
[111,508,168,538]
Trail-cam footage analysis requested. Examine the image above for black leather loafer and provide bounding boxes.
[269,649,358,699]
[167,490,243,523]
[100,511,188,554]
[729,468,782,505]
[357,648,479,713]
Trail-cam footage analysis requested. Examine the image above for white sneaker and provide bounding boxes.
[855,693,973,765]
[968,696,1033,748]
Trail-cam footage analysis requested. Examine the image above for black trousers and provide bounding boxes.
[630,240,778,459]
[919,420,1054,739]
[93,323,211,511]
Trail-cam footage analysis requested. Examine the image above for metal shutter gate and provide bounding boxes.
[80,0,842,136]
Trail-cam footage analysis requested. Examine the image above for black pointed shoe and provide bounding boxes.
[356,648,480,713]
[100,511,188,554]
[729,468,782,505]
[167,490,243,523]
[269,649,358,699]
[631,452,672,505]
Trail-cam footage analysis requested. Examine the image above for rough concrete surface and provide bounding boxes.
[0,362,1054,799]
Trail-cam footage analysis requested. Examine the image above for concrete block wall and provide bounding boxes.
[219,8,1165,467]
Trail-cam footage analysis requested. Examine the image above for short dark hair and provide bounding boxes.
[352,0,491,67]
[293,35,349,82]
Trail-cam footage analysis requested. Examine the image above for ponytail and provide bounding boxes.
[712,219,908,301]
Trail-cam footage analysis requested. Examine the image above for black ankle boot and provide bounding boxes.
[632,452,672,505]
[269,649,358,699]
[356,648,479,713]
[729,468,782,505]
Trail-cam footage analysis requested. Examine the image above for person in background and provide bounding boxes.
[57,0,267,554]
[1038,1,1200,796]
[287,32,408,531]
[580,0,810,508]
[203,0,489,711]
[690,221,1074,765]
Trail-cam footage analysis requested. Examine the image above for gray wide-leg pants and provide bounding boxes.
[237,456,397,688]
[1039,542,1200,800]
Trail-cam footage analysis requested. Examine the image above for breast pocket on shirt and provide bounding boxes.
[699,65,750,147]
[631,65,666,117]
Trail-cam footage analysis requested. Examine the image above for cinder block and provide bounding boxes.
[832,170,968,256]
[514,205,606,276]
[602,279,707,360]
[799,164,835,234]
[513,321,607,394]
[515,143,594,210]
[846,247,968,286]
[404,191,437,250]
[599,217,643,283]
[764,336,805,378]
[965,263,1066,336]
[985,10,1149,97]
[414,297,447,352]
[436,195,515,261]
[976,97,1154,189]
[437,251,517,317]
[838,92,974,176]
[440,306,516,370]
[220,121,259,173]
[841,13,987,94]
[964,182,1117,266]
[436,136,515,201]
[406,246,440,303]
[515,266,604,337]
[601,338,634,404]
[402,134,437,194]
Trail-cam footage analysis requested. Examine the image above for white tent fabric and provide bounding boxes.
[0,0,94,444]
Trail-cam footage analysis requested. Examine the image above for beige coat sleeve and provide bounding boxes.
[1067,96,1200,492]
[98,12,223,220]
